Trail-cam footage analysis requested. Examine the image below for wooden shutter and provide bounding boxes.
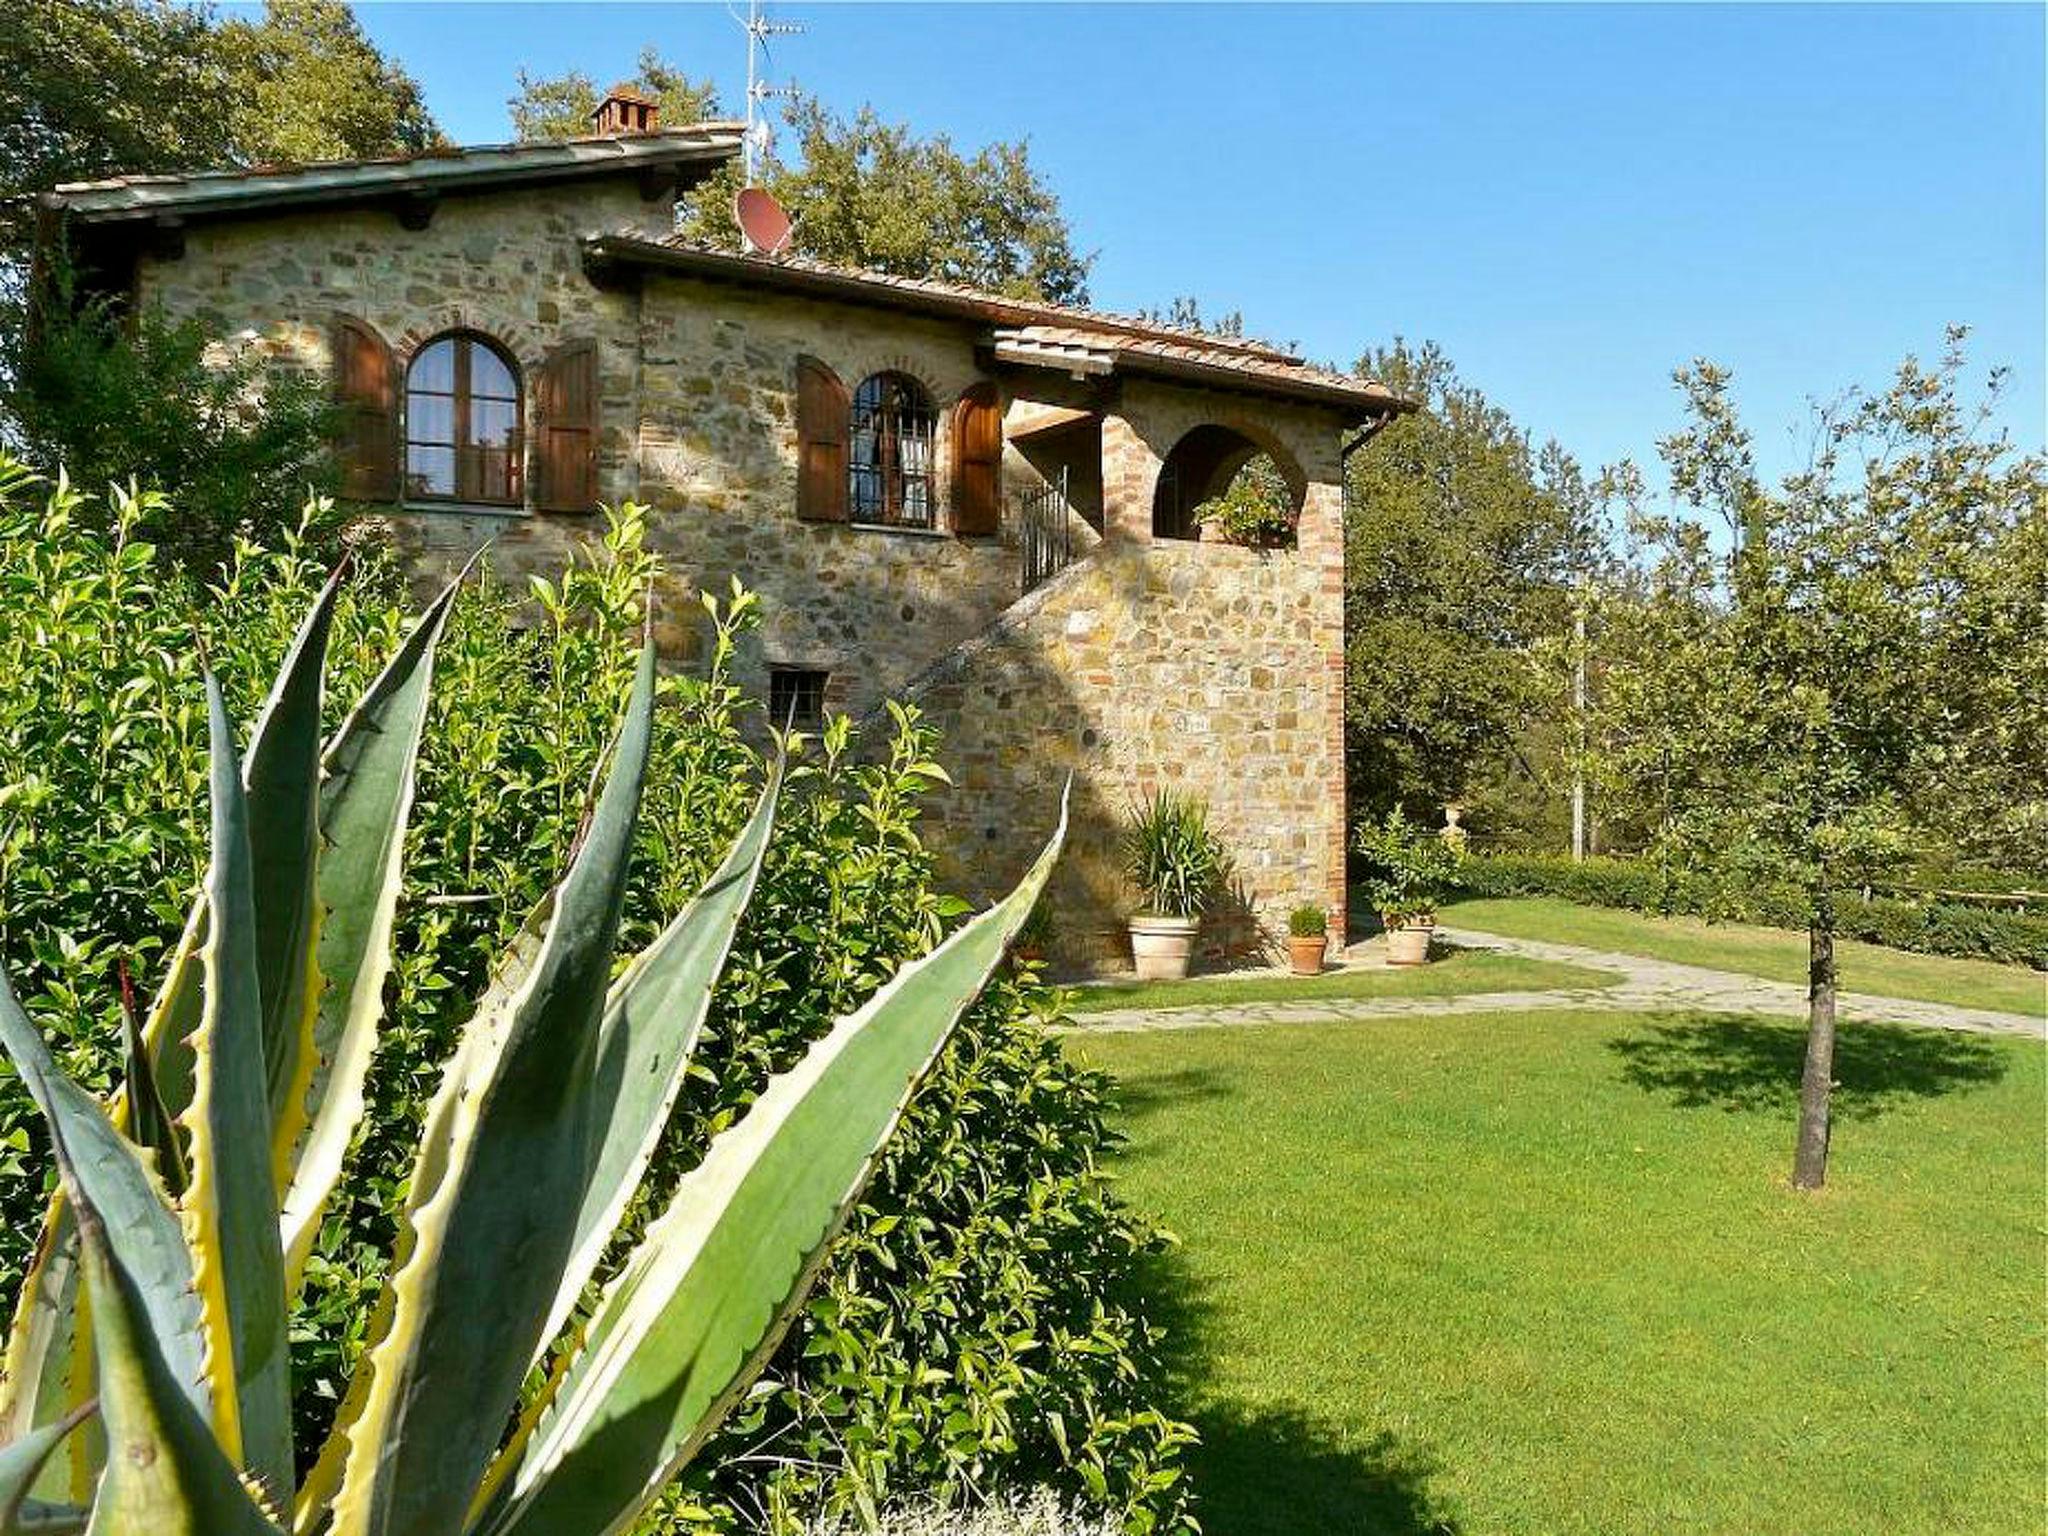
[536,338,598,513]
[333,317,398,501]
[951,382,1003,536]
[794,355,849,523]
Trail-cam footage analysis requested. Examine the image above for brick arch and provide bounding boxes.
[393,307,546,377]
[1150,420,1307,542]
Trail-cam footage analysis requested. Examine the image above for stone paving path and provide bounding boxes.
[1061,925,2046,1040]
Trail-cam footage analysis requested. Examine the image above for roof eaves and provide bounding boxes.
[597,235,1315,364]
[586,234,1412,415]
[45,125,746,222]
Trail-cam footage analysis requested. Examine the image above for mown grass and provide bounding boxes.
[1445,896,2045,1018]
[1061,948,1614,1016]
[1072,1010,2045,1536]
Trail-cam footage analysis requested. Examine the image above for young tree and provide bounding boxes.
[1594,329,2044,1188]
[1345,339,1599,826]
[0,267,340,573]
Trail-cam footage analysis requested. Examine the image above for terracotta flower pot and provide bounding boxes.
[1288,935,1328,976]
[1384,918,1434,966]
[1129,914,1200,980]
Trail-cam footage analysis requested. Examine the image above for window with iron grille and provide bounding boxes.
[848,372,936,528]
[768,666,828,729]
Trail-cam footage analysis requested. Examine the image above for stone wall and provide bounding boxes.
[136,185,1350,972]
[623,272,1032,712]
[141,177,668,548]
[904,377,1350,970]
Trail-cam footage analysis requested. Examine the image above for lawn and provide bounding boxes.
[1444,896,2045,1018]
[1072,1010,2045,1536]
[1061,948,1614,1015]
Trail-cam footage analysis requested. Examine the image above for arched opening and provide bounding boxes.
[405,331,522,505]
[849,371,938,528]
[1152,424,1303,546]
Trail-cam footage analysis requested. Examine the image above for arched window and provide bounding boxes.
[405,332,522,505]
[848,372,936,528]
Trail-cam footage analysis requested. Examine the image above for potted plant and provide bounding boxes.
[1194,470,1297,550]
[1355,807,1464,965]
[1122,789,1224,980]
[1287,903,1328,975]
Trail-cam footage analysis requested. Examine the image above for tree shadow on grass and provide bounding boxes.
[1105,1067,1238,1129]
[1608,1012,2008,1119]
[1133,1241,1461,1536]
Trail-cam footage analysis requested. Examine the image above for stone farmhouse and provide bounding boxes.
[41,91,1410,969]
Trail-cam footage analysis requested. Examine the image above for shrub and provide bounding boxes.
[803,1489,1122,1536]
[1455,852,2048,970]
[1287,904,1327,938]
[1354,809,1464,926]
[1120,792,1223,920]
[0,462,1195,1531]
[0,265,341,575]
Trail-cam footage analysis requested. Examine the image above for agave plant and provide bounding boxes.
[0,568,1063,1536]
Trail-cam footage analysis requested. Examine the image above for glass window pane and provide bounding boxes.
[469,343,515,399]
[472,445,515,502]
[406,393,454,446]
[409,340,454,394]
[406,445,455,497]
[470,398,518,450]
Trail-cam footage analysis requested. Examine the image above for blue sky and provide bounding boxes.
[332,2,2045,484]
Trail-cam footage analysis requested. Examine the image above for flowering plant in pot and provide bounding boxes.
[1122,790,1223,980]
[1355,808,1464,965]
[1286,904,1328,975]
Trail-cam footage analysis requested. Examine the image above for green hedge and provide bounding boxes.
[1456,854,2048,970]
[0,472,1193,1532]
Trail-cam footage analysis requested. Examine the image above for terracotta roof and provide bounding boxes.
[585,234,1411,418]
[43,124,745,223]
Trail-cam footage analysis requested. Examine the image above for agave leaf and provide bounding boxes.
[279,572,462,1287]
[476,791,1068,1536]
[289,925,547,1536]
[326,644,657,1536]
[5,1500,87,1535]
[244,565,343,1189]
[0,973,210,1438]
[0,1206,80,1499]
[0,1401,90,1534]
[118,981,184,1199]
[534,754,784,1361]
[0,568,452,1457]
[178,677,292,1501]
[58,1131,281,1536]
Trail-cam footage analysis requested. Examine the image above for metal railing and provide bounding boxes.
[1018,466,1072,596]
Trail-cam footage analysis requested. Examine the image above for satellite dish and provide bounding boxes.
[735,186,793,256]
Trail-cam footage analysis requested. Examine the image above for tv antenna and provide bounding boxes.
[734,0,802,183]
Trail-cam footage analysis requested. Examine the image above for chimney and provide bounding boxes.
[592,85,660,137]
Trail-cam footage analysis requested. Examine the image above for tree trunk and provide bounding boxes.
[1792,894,1838,1190]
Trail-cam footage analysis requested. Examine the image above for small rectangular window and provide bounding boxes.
[768,667,828,729]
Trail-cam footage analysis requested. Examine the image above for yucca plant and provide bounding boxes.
[1119,792,1222,921]
[0,566,1063,1536]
